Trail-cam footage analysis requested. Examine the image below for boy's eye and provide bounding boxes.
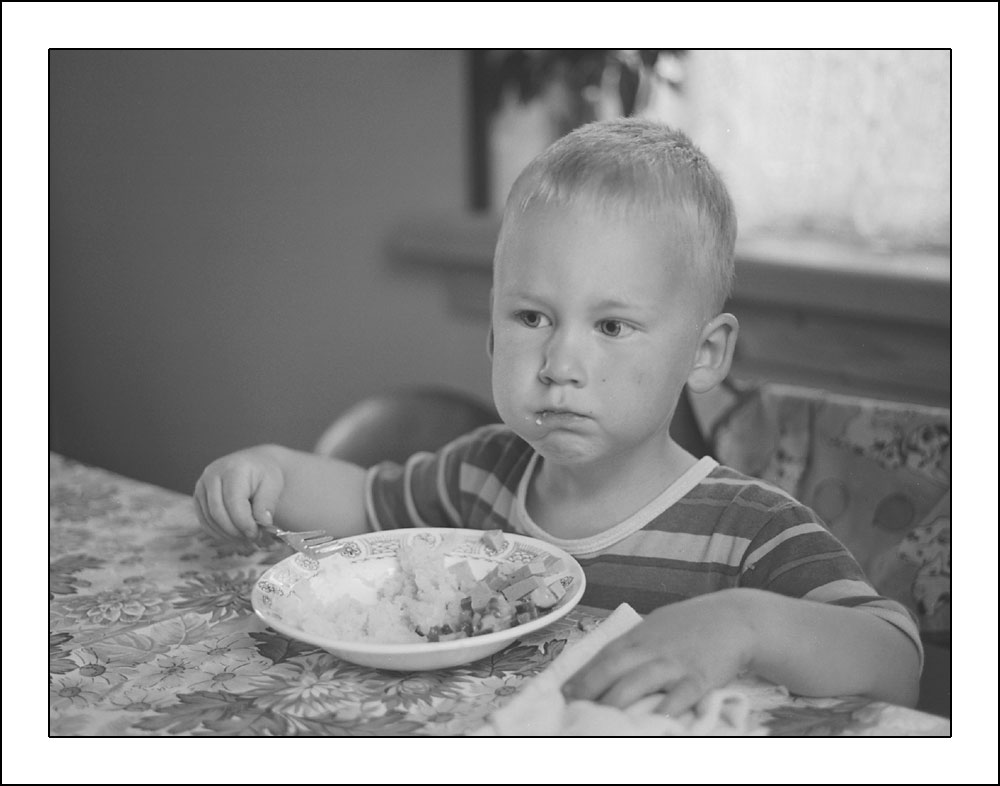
[515,310,551,328]
[597,319,634,338]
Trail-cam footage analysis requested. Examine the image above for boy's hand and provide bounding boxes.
[193,446,285,542]
[561,590,754,716]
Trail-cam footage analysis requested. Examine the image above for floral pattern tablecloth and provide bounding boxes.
[49,453,951,736]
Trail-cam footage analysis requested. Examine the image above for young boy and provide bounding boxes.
[194,118,922,714]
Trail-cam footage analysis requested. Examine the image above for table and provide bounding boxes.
[49,453,951,737]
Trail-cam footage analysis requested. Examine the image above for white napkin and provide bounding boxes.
[473,603,765,736]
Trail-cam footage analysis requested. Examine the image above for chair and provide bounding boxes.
[701,380,951,717]
[671,385,714,459]
[315,387,500,467]
[316,386,712,467]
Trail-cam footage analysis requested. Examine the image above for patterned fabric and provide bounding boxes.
[365,425,922,660]
[49,453,951,735]
[701,382,951,637]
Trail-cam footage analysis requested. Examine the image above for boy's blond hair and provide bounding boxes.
[497,118,737,314]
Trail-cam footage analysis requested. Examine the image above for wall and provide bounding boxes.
[49,50,493,494]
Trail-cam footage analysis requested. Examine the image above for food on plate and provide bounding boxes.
[289,530,572,644]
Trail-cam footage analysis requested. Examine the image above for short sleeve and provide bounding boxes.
[739,500,924,669]
[364,424,533,533]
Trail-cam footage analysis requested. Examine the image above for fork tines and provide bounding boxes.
[262,523,343,558]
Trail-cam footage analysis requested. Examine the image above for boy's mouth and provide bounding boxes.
[533,409,588,426]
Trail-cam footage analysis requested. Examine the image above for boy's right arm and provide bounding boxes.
[193,444,369,542]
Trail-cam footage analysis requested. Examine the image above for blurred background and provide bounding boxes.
[48,49,951,494]
[50,50,489,493]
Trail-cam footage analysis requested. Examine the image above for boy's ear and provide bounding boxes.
[686,313,739,394]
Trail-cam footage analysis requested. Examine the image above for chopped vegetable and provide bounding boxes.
[382,530,574,643]
[469,581,494,612]
[527,558,549,576]
[528,584,559,609]
[448,560,477,586]
[500,576,546,603]
[481,529,507,552]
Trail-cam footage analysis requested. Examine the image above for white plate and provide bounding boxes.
[251,528,586,671]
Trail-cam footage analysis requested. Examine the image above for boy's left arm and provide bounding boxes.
[562,588,921,715]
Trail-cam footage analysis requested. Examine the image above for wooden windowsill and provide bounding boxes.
[388,213,950,328]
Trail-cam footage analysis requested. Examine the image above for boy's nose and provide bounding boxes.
[538,331,587,387]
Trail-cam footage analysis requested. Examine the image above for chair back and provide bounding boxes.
[315,387,499,467]
[706,381,951,640]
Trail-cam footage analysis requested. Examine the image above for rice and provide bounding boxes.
[289,536,475,644]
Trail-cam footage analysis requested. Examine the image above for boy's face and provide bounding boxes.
[491,202,707,469]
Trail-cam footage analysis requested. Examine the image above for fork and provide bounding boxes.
[259,521,346,559]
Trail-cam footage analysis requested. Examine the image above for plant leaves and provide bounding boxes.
[764,697,876,736]
[135,691,268,735]
[50,554,105,574]
[87,630,170,664]
[249,630,321,663]
[290,714,424,737]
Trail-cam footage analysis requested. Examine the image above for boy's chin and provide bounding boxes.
[525,431,607,466]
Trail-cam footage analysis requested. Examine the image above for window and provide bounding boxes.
[472,50,950,255]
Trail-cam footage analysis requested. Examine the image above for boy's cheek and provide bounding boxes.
[491,352,534,414]
[491,338,531,374]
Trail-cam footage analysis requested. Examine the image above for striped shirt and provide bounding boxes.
[365,424,922,662]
